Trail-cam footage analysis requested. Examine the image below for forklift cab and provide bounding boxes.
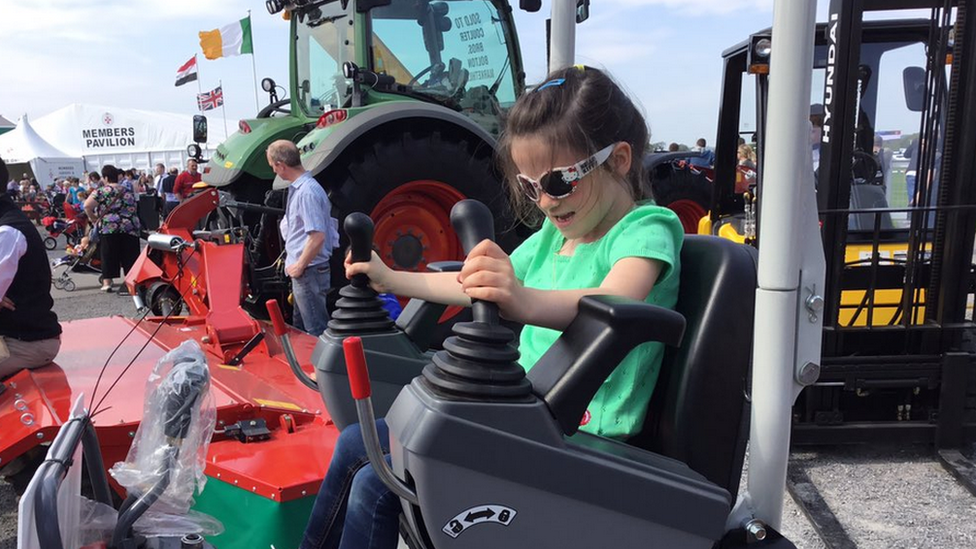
[710,17,934,238]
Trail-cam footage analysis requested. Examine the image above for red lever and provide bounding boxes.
[266,299,288,336]
[343,336,371,400]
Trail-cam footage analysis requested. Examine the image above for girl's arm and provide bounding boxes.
[460,240,663,331]
[345,251,472,307]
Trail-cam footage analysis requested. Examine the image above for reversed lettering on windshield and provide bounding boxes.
[453,10,493,85]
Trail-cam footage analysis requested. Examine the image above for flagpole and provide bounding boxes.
[248,10,260,113]
[219,79,230,138]
[195,54,203,96]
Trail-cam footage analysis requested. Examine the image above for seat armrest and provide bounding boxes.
[394,261,464,350]
[527,295,685,436]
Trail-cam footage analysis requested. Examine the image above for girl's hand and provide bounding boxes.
[458,239,527,321]
[344,250,395,293]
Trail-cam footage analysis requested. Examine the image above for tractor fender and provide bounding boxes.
[205,115,314,188]
[274,102,498,190]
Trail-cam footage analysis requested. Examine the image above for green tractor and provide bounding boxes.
[200,0,542,314]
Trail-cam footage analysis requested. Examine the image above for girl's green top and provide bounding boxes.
[509,204,683,439]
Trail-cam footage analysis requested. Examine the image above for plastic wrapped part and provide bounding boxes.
[76,495,119,547]
[71,496,225,544]
[134,508,225,538]
[110,340,217,515]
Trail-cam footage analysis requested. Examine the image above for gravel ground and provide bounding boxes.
[3,230,976,548]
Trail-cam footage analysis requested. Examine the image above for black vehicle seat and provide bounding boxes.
[629,235,758,499]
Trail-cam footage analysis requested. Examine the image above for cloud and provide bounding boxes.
[0,1,252,41]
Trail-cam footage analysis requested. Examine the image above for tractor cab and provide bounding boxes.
[284,0,523,137]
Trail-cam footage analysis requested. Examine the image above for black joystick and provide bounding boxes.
[327,213,396,335]
[421,200,532,400]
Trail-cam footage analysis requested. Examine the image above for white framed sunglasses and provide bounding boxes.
[516,143,617,201]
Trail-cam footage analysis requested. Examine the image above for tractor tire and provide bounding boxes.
[647,162,713,234]
[320,122,523,296]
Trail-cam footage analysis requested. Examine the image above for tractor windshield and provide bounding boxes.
[368,0,519,125]
[295,1,356,116]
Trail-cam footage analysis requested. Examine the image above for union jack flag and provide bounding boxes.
[197,86,224,112]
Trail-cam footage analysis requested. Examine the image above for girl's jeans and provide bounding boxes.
[300,420,402,549]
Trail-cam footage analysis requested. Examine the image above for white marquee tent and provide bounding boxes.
[27,104,229,175]
[0,115,14,135]
[0,115,86,187]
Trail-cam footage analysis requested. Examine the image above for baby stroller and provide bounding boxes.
[51,234,101,292]
[40,215,87,251]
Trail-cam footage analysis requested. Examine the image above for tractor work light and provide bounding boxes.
[266,0,287,15]
[317,109,348,129]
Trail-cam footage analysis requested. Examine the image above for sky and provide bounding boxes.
[0,1,927,146]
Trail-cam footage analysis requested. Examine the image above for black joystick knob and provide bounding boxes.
[449,200,498,326]
[421,200,532,400]
[327,213,395,335]
[345,212,374,289]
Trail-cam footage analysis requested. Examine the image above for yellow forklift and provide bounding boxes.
[704,0,976,544]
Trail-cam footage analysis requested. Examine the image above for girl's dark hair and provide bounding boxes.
[498,66,649,223]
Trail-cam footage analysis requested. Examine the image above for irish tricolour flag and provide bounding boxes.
[199,16,254,60]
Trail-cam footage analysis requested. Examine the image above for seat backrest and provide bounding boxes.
[630,235,757,499]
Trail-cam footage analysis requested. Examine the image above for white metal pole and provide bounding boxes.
[195,54,203,97]
[549,0,576,73]
[219,79,230,139]
[249,10,260,113]
[747,0,820,530]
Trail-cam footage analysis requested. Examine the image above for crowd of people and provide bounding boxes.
[2,160,207,295]
[3,161,201,205]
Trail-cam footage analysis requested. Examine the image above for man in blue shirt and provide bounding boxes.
[268,140,338,336]
[687,138,715,168]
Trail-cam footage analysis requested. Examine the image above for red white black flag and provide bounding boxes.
[175,56,198,87]
[197,86,224,111]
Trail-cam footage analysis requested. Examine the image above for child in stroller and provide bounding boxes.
[40,214,87,251]
[51,230,101,292]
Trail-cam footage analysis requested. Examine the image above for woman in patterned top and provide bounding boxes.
[84,164,141,292]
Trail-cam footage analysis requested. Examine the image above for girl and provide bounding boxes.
[301,66,684,549]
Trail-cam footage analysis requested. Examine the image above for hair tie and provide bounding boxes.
[574,64,585,71]
[534,78,566,92]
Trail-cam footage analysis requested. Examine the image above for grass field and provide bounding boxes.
[888,167,909,209]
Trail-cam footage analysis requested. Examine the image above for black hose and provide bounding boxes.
[111,450,177,548]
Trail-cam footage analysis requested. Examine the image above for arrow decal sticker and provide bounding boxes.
[442,504,517,539]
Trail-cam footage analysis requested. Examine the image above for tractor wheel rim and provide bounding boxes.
[370,180,467,321]
[370,180,466,272]
[667,199,708,234]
